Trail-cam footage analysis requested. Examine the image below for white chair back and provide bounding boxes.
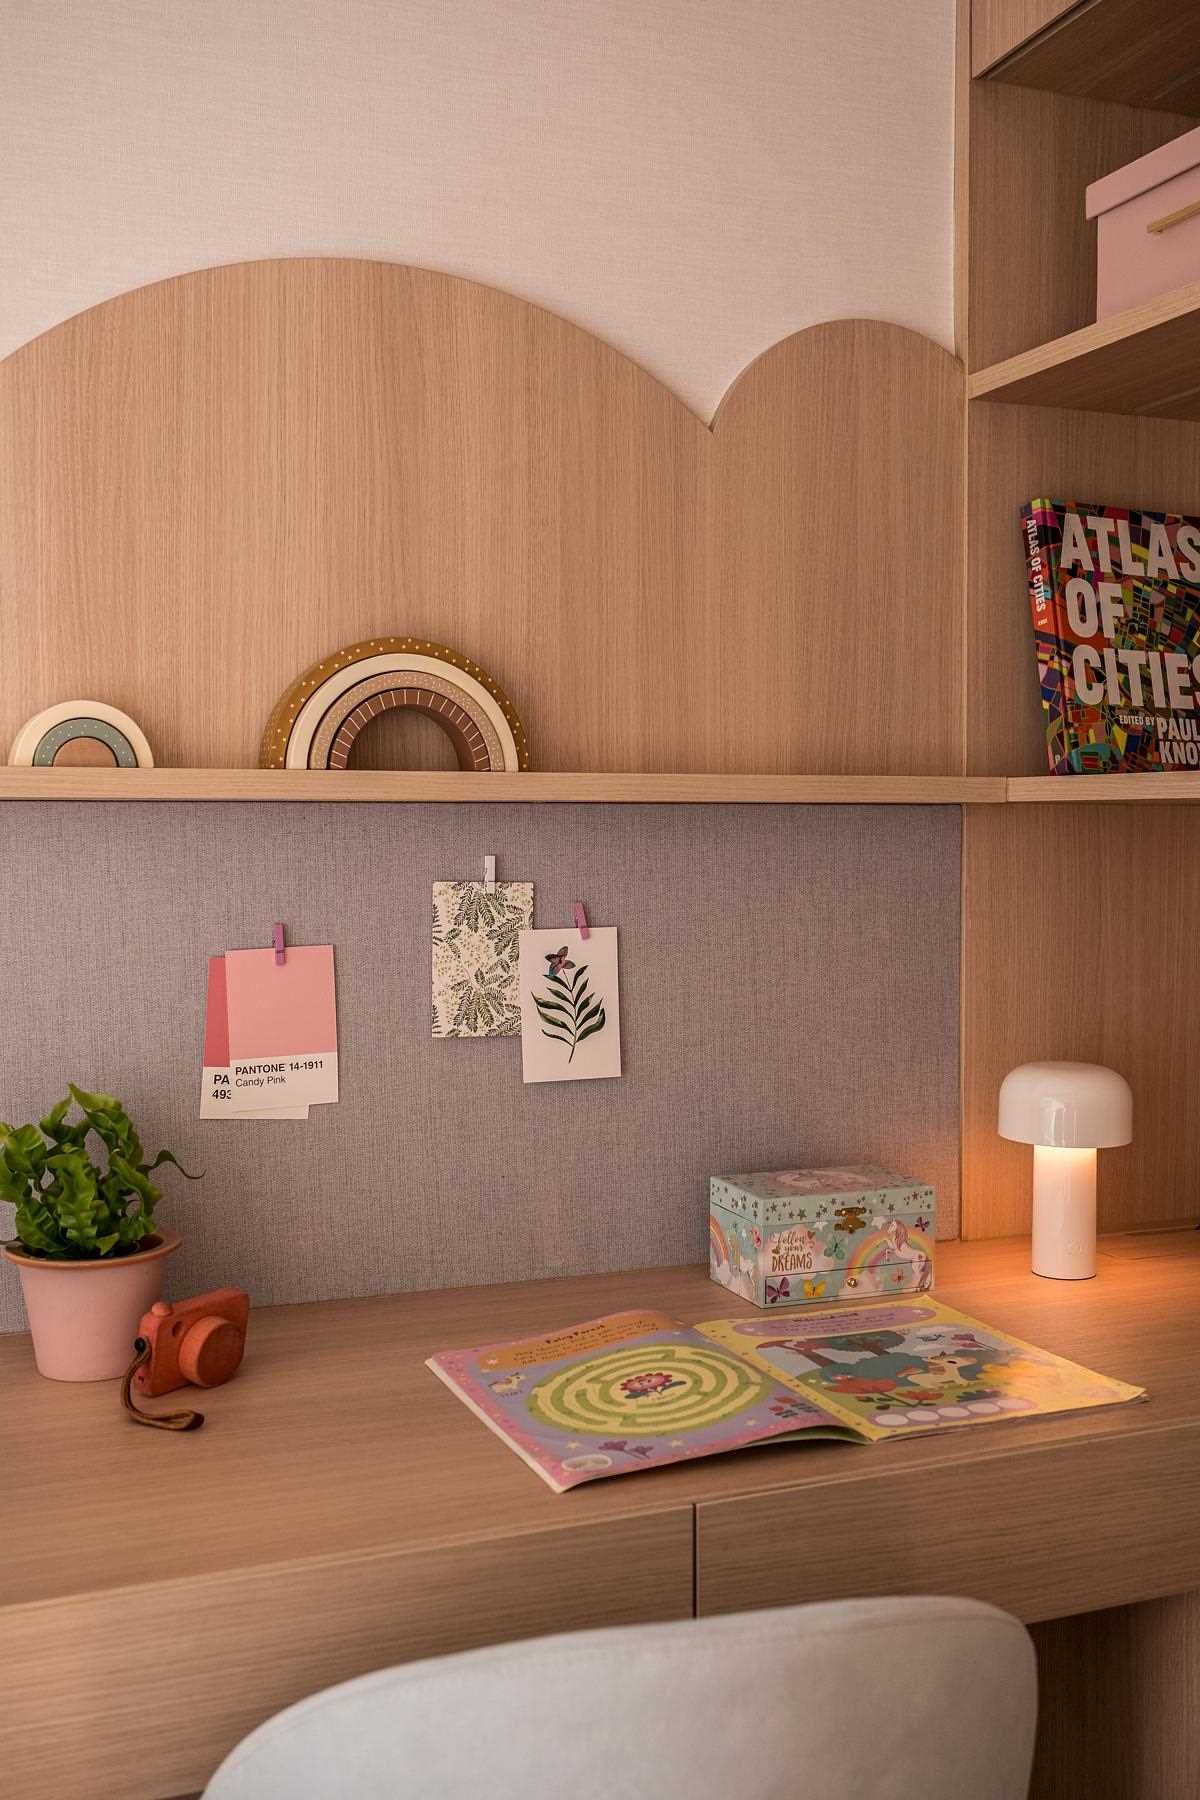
[204,1594,1036,1799]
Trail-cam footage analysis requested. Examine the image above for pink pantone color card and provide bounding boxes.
[199,957,308,1119]
[222,945,339,1111]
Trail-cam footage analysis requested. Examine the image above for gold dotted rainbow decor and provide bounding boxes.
[259,638,530,772]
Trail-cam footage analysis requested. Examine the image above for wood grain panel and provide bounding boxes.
[971,0,1076,76]
[4,1513,692,1800]
[967,82,1195,369]
[347,706,462,770]
[975,0,1200,115]
[954,0,972,361]
[0,262,963,776]
[966,400,1200,778]
[709,322,963,776]
[697,1421,1200,1623]
[1029,1592,1200,1800]
[961,805,1200,1238]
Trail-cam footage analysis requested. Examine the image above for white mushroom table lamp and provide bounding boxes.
[998,1062,1133,1280]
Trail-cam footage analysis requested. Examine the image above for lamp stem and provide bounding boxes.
[1032,1145,1097,1280]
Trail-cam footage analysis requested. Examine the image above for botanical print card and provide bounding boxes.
[199,956,308,1119]
[518,927,621,1084]
[223,944,339,1110]
[432,880,533,1038]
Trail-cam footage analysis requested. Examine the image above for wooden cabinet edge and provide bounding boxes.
[694,1422,1200,1624]
[4,1507,693,1800]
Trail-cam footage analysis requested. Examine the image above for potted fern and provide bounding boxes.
[0,1085,200,1381]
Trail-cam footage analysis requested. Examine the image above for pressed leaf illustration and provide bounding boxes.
[451,885,523,936]
[448,957,523,1037]
[534,949,607,1063]
[432,881,533,1038]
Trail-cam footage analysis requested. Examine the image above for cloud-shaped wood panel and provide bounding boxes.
[0,260,962,772]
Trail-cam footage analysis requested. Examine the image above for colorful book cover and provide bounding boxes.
[1022,498,1200,774]
[428,1298,1143,1491]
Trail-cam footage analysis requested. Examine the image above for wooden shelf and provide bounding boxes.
[974,0,1200,116]
[9,768,1200,806]
[1007,772,1200,802]
[8,768,1200,806]
[969,281,1200,419]
[0,768,1006,806]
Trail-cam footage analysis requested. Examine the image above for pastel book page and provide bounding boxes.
[428,1310,838,1492]
[432,880,533,1038]
[698,1298,1144,1441]
[223,945,339,1111]
[199,956,308,1119]
[518,927,621,1084]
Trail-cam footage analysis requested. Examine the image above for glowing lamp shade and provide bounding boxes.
[998,1062,1132,1281]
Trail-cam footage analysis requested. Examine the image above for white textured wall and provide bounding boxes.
[0,0,955,420]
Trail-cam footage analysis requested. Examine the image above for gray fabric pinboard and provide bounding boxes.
[0,802,960,1329]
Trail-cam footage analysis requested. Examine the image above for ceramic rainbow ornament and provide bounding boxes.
[259,637,530,771]
[9,701,154,769]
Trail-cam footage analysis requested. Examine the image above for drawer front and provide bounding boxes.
[697,1424,1200,1622]
[6,1508,693,1800]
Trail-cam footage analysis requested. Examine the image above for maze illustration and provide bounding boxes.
[528,1344,770,1437]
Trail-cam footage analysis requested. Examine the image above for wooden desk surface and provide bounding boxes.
[3,1229,1199,1608]
[5,1230,1200,1800]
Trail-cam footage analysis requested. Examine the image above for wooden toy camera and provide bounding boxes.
[134,1288,250,1396]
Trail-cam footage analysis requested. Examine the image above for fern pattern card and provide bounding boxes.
[432,881,534,1038]
[518,927,622,1084]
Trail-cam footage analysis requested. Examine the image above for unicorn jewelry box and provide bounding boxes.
[708,1165,935,1309]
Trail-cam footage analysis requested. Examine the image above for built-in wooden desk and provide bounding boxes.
[4,1232,1200,1800]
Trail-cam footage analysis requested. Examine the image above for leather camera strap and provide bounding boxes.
[120,1340,205,1432]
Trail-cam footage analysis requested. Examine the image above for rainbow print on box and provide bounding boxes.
[709,1165,934,1309]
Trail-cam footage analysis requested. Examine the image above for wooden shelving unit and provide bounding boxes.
[973,0,1200,116]
[0,768,1007,806]
[970,281,1200,420]
[958,0,1200,1249]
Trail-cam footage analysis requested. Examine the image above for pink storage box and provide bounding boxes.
[1087,125,1200,319]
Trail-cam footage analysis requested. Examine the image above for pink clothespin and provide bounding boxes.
[273,922,286,966]
[572,902,590,941]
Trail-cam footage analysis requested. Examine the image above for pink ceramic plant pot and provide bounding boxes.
[2,1231,181,1381]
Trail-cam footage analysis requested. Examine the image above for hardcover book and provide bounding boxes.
[428,1299,1143,1491]
[1022,498,1200,774]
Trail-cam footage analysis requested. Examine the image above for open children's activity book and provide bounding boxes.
[428,1297,1145,1492]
